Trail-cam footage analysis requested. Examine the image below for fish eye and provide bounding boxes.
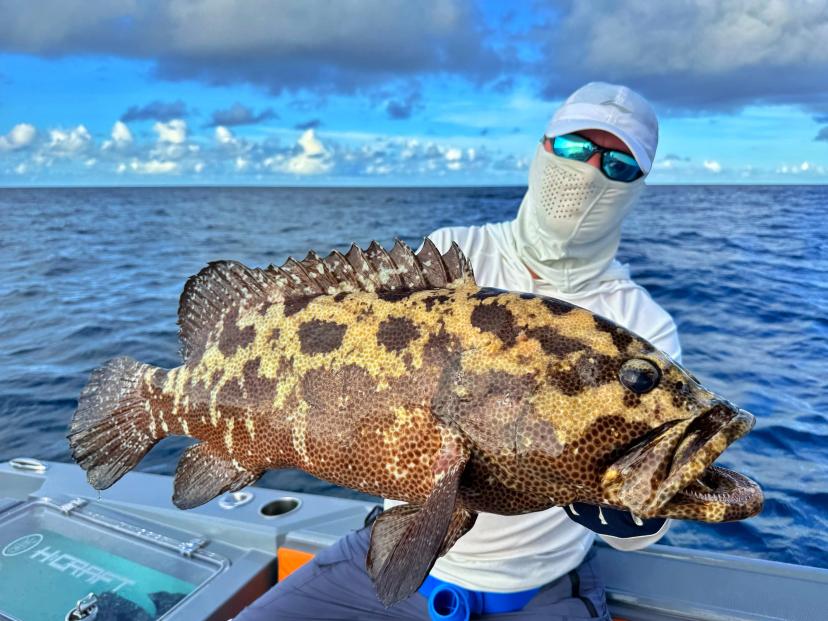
[619,359,661,394]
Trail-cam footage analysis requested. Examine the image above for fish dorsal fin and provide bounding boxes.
[389,239,426,289]
[178,260,273,359]
[177,239,476,360]
[442,241,474,282]
[418,238,449,287]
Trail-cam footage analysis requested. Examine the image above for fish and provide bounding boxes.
[68,239,763,605]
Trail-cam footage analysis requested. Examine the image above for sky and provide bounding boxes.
[0,0,827,186]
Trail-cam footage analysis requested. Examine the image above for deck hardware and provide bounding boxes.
[259,496,301,518]
[59,498,88,515]
[218,490,255,510]
[65,593,98,620]
[179,537,208,558]
[9,457,48,473]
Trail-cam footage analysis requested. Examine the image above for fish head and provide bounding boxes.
[513,309,763,524]
[589,337,763,522]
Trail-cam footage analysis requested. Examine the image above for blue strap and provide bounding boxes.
[419,575,539,620]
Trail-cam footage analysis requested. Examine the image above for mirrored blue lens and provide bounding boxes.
[552,134,594,162]
[603,151,642,182]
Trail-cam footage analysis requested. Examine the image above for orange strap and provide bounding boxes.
[277,547,315,581]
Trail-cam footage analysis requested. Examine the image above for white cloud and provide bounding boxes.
[775,161,826,176]
[703,159,722,173]
[282,129,332,175]
[103,121,133,150]
[298,129,325,156]
[365,162,392,175]
[0,123,37,151]
[193,161,205,173]
[445,147,462,161]
[113,121,132,143]
[129,159,179,174]
[48,125,92,154]
[215,125,236,145]
[235,156,249,171]
[14,163,27,174]
[153,119,187,144]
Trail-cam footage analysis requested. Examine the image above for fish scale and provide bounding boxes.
[68,238,762,605]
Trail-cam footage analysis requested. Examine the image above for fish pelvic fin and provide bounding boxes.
[172,442,258,509]
[177,239,475,361]
[68,357,163,490]
[366,433,473,606]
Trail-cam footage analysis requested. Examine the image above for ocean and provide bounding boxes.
[0,185,825,568]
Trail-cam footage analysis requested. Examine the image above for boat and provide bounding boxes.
[0,457,825,621]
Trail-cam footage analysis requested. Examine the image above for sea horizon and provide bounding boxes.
[3,181,828,191]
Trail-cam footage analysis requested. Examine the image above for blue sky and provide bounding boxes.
[0,1,826,186]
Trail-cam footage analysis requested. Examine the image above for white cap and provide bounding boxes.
[545,82,659,174]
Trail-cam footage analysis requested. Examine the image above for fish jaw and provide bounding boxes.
[601,404,763,522]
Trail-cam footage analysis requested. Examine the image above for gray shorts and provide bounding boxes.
[234,527,611,620]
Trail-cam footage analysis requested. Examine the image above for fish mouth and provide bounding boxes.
[602,405,763,522]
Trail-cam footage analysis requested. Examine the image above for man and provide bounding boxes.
[236,82,680,620]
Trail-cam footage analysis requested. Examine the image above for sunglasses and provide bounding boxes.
[543,134,644,183]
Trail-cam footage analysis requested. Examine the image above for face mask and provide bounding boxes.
[527,145,644,258]
[512,145,646,291]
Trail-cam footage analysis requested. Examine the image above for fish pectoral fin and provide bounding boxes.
[172,442,258,509]
[366,504,421,577]
[366,436,470,606]
[366,503,476,605]
[437,506,477,557]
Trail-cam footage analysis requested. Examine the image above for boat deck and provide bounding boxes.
[0,459,825,620]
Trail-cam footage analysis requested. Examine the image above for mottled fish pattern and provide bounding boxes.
[69,239,762,605]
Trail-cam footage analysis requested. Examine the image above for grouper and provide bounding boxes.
[68,240,763,604]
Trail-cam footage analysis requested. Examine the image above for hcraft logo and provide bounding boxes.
[2,533,43,557]
[1,532,135,592]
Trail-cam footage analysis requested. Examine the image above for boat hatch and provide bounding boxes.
[0,495,228,621]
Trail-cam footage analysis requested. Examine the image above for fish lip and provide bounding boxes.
[602,405,758,519]
[646,406,757,517]
[662,464,764,521]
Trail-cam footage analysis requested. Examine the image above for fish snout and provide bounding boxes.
[601,403,760,520]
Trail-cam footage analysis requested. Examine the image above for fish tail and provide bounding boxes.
[68,357,165,490]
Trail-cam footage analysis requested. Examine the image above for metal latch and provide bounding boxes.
[178,537,208,558]
[65,593,98,620]
[59,498,88,515]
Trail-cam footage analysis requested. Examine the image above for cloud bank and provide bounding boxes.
[538,0,828,111]
[2,1,826,112]
[1,117,532,183]
[0,0,500,94]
